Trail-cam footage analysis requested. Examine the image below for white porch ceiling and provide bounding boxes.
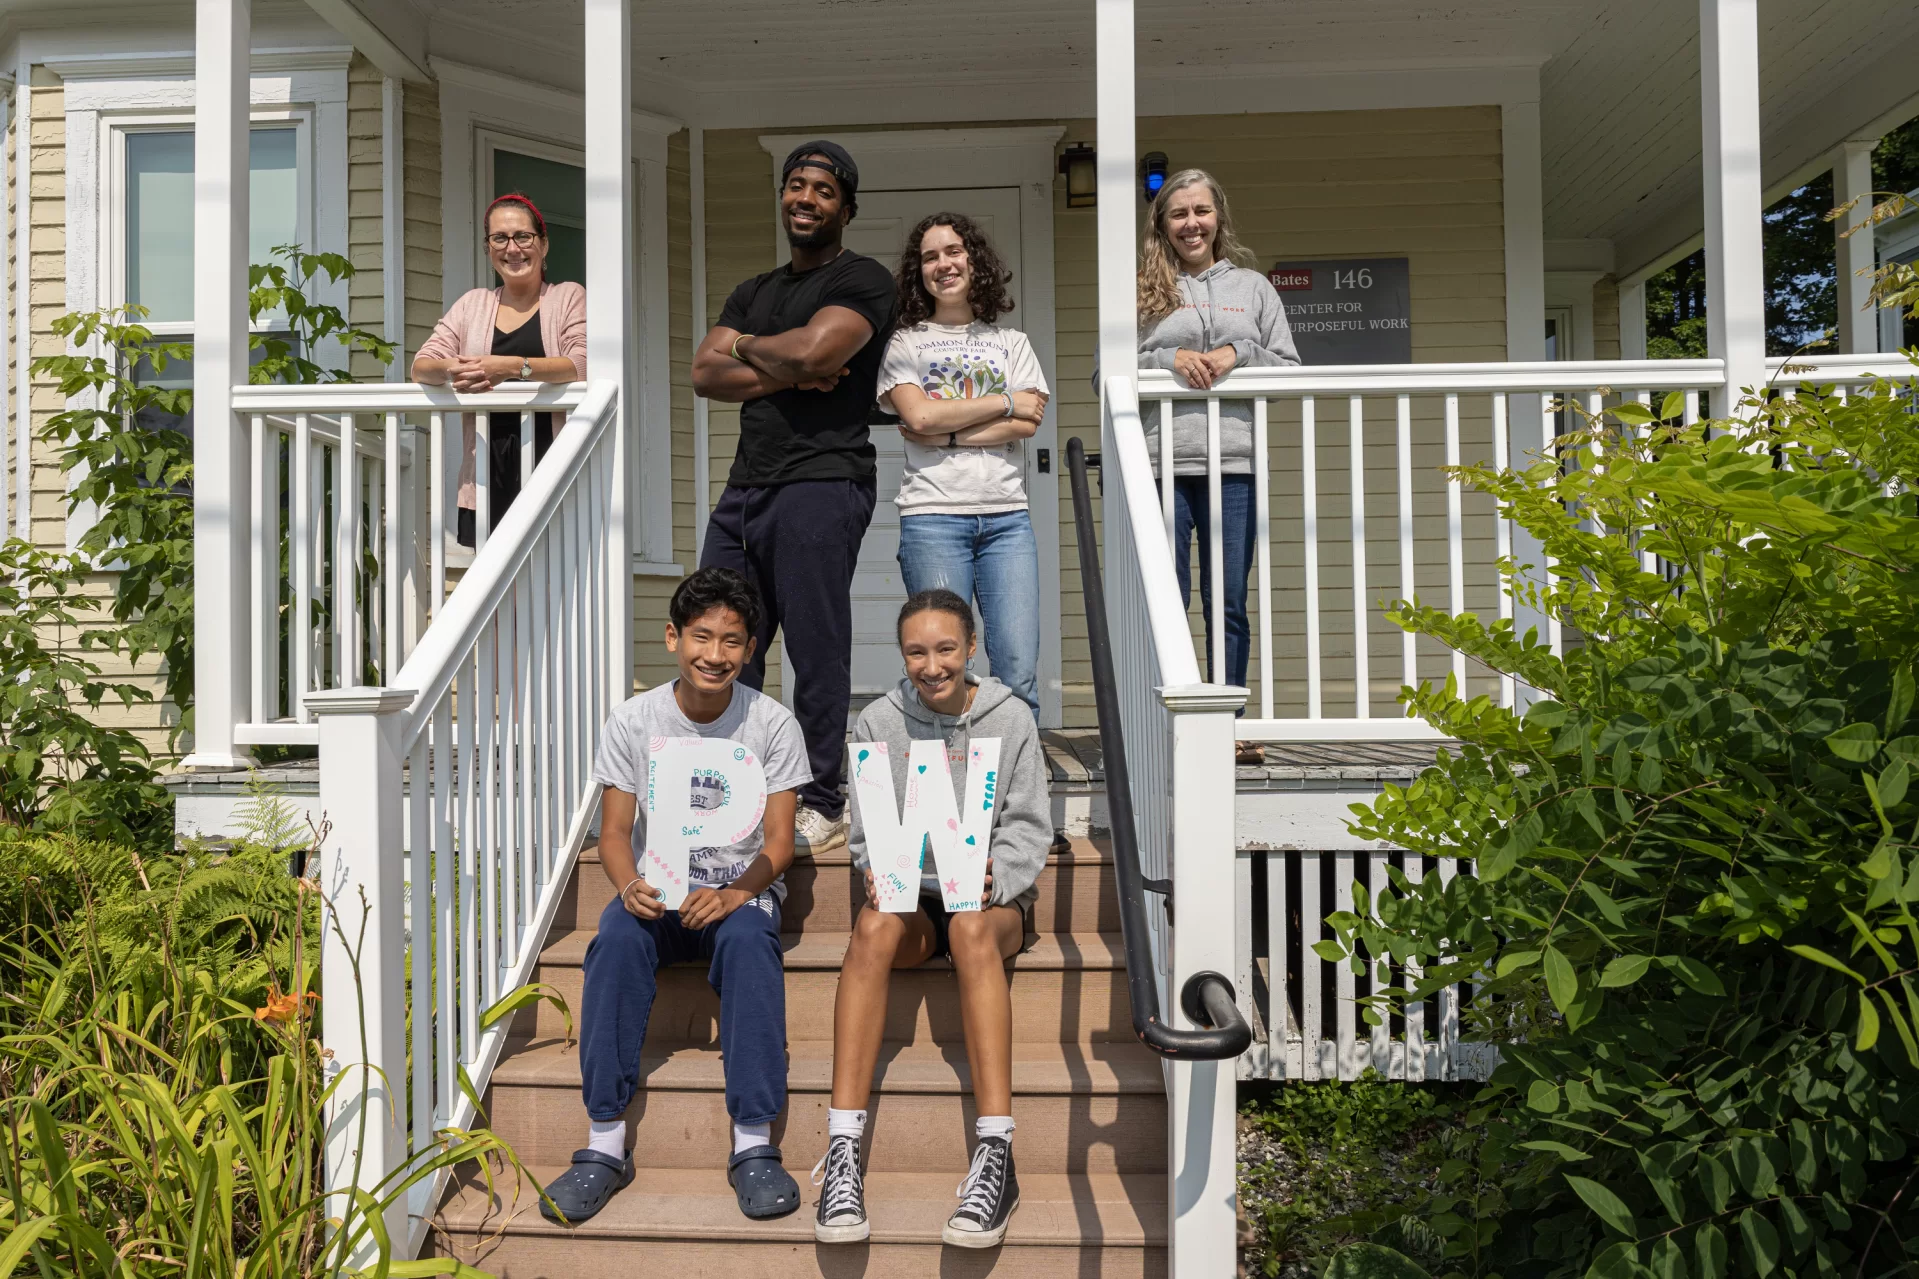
[8,0,1915,276]
[415,0,1918,274]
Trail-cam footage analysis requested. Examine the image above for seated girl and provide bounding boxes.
[811,588,1052,1249]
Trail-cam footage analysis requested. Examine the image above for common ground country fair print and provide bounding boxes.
[642,736,768,910]
[851,738,1002,913]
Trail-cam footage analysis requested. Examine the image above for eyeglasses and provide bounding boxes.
[486,231,541,248]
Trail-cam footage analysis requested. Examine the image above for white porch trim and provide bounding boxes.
[755,124,1069,729]
[1835,137,1879,355]
[182,0,253,770]
[10,67,26,541]
[380,73,404,379]
[583,0,634,698]
[1699,0,1767,401]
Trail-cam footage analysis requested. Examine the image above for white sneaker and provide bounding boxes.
[793,805,848,858]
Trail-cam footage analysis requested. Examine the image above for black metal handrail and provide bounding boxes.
[1066,435,1253,1060]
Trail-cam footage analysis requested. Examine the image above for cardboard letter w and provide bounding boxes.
[849,738,1001,913]
[644,736,768,910]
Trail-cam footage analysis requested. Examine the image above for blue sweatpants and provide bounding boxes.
[578,895,788,1126]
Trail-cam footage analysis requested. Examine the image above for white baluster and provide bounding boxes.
[1302,395,1321,719]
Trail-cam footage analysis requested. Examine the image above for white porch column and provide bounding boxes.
[1163,685,1247,1279]
[1094,0,1137,392]
[1835,138,1879,355]
[184,0,254,768]
[1620,279,1648,359]
[584,0,634,699]
[1500,98,1552,666]
[1699,0,1766,403]
[310,686,414,1261]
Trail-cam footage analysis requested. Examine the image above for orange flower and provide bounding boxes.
[255,986,316,1024]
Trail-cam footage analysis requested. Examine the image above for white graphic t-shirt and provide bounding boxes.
[593,682,812,906]
[875,321,1049,516]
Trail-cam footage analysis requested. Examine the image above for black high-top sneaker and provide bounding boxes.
[942,1136,1018,1248]
[811,1133,869,1243]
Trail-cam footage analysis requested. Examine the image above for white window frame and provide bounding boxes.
[104,108,315,340]
[58,53,350,549]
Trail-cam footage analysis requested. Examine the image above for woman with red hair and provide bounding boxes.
[414,193,587,546]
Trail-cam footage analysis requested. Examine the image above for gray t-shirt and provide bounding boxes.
[593,681,812,903]
[876,321,1048,516]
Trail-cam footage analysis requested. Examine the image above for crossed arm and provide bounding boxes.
[692,306,876,403]
[599,784,799,929]
[886,383,1049,447]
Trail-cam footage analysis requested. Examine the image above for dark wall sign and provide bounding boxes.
[1266,257,1411,365]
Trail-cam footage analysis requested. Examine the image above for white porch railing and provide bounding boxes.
[1136,354,1913,745]
[308,379,627,1257]
[227,380,589,745]
[1234,849,1494,1083]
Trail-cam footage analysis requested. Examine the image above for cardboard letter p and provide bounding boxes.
[643,736,768,909]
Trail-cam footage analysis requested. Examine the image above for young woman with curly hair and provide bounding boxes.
[873,213,1049,715]
[1137,171,1298,758]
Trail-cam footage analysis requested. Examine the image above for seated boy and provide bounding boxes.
[541,567,812,1224]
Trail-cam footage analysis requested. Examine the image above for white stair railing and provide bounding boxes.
[228,380,589,745]
[308,378,627,1259]
[1098,373,1246,1276]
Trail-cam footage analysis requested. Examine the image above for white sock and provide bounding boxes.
[587,1117,625,1158]
[827,1108,867,1140]
[733,1120,772,1155]
[976,1115,1015,1143]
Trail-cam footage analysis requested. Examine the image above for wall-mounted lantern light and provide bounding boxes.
[1058,143,1097,208]
[1139,151,1169,203]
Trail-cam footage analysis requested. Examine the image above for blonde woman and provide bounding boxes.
[1137,170,1297,751]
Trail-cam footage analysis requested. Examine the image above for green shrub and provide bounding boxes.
[1239,1074,1458,1277]
[0,834,537,1275]
[1323,374,1919,1279]
[0,541,170,848]
[30,245,394,752]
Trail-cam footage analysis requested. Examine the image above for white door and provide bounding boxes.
[839,187,1028,709]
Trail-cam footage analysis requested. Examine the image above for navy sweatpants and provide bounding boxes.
[578,896,787,1126]
[699,477,877,819]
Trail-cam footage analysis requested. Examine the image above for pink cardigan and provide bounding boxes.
[415,281,588,510]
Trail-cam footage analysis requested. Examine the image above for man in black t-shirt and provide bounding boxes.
[692,140,897,857]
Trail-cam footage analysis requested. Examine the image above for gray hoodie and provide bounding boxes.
[848,674,1053,910]
[1136,260,1300,476]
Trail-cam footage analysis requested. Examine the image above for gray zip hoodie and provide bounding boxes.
[1136,260,1300,476]
[848,674,1052,910]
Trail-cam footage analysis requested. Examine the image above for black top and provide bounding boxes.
[717,249,896,486]
[491,313,545,362]
[490,313,551,438]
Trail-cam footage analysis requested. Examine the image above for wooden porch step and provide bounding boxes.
[484,1036,1165,1172]
[428,1166,1167,1277]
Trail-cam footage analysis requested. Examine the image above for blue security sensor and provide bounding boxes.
[1140,152,1168,202]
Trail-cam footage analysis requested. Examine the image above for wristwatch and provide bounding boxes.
[518,358,533,380]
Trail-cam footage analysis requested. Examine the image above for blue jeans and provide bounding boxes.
[578,896,787,1126]
[897,511,1041,716]
[1167,473,1256,691]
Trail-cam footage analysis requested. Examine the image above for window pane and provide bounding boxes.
[492,148,586,286]
[127,132,195,322]
[249,129,300,324]
[125,126,301,324]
